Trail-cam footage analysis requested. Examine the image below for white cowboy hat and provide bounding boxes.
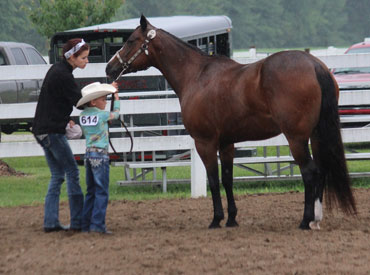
[77,82,116,107]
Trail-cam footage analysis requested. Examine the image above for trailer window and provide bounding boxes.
[216,33,229,56]
[209,36,215,55]
[106,44,123,61]
[188,39,196,47]
[88,44,104,63]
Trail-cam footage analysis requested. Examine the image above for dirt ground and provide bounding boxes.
[0,160,25,177]
[2,187,370,275]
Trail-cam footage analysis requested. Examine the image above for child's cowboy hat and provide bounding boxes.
[77,82,116,107]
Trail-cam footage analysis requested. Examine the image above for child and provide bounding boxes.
[76,81,120,234]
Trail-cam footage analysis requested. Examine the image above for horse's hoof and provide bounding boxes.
[299,220,311,230]
[309,221,321,230]
[226,219,239,227]
[208,220,222,229]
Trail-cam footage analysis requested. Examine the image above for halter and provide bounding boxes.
[108,30,156,154]
[114,29,157,81]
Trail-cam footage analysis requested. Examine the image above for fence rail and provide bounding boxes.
[0,88,369,126]
[2,53,370,197]
[1,52,370,81]
[1,104,370,198]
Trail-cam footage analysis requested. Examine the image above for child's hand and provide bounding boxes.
[111,82,119,100]
[111,81,119,91]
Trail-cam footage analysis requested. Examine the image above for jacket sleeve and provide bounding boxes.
[62,73,82,107]
[49,68,82,107]
[109,100,120,121]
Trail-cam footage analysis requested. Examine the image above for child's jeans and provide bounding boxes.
[82,149,110,233]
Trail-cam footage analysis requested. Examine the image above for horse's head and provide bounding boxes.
[106,15,157,81]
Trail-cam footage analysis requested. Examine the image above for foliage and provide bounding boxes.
[2,0,370,54]
[25,0,125,38]
[0,0,47,53]
[343,0,370,42]
[124,0,370,48]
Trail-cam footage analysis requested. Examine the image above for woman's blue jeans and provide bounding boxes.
[82,151,110,233]
[36,133,84,229]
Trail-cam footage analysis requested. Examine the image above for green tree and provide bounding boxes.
[224,0,285,49]
[280,0,347,48]
[3,0,369,53]
[115,0,223,18]
[113,0,366,49]
[0,0,47,53]
[344,0,370,44]
[25,0,125,38]
[316,0,347,46]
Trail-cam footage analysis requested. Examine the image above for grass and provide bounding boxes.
[1,143,370,207]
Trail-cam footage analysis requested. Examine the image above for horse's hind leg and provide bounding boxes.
[289,139,323,230]
[299,158,324,230]
[194,140,224,228]
[219,144,238,227]
[308,134,325,228]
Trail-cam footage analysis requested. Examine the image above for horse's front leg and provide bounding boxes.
[195,141,224,228]
[219,144,238,227]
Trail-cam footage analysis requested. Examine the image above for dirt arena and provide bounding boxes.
[1,188,370,274]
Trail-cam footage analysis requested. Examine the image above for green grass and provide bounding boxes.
[1,143,370,207]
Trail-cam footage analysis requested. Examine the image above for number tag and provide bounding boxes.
[80,115,99,126]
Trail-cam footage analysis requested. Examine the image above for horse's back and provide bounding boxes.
[261,50,322,82]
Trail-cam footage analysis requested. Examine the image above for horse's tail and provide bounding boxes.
[314,62,356,215]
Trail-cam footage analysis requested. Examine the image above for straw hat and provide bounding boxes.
[77,82,116,107]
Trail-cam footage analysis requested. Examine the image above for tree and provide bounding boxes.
[107,0,370,49]
[25,0,125,38]
[344,0,370,44]
[4,0,369,52]
[234,0,285,49]
[0,0,47,53]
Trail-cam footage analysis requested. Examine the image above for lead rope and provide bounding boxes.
[108,94,133,156]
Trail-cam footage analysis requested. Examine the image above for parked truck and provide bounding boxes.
[0,41,47,136]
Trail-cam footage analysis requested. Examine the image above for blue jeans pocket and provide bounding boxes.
[35,135,51,148]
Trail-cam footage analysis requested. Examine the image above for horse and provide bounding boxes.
[106,15,356,230]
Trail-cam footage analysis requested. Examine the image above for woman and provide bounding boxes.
[32,38,89,233]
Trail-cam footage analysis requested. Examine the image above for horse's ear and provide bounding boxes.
[140,14,147,32]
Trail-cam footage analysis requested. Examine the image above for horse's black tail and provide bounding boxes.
[314,63,356,215]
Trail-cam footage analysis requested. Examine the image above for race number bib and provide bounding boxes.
[80,115,99,126]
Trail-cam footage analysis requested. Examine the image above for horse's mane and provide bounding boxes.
[159,29,228,60]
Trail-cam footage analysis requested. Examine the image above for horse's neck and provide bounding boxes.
[152,35,205,99]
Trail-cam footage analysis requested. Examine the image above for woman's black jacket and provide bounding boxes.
[32,60,82,135]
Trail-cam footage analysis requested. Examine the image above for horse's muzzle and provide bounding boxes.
[105,64,116,80]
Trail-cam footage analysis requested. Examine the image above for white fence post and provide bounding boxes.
[190,142,207,198]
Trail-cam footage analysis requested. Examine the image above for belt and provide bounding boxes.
[86,147,108,154]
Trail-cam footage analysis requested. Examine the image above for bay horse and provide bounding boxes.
[106,15,356,230]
